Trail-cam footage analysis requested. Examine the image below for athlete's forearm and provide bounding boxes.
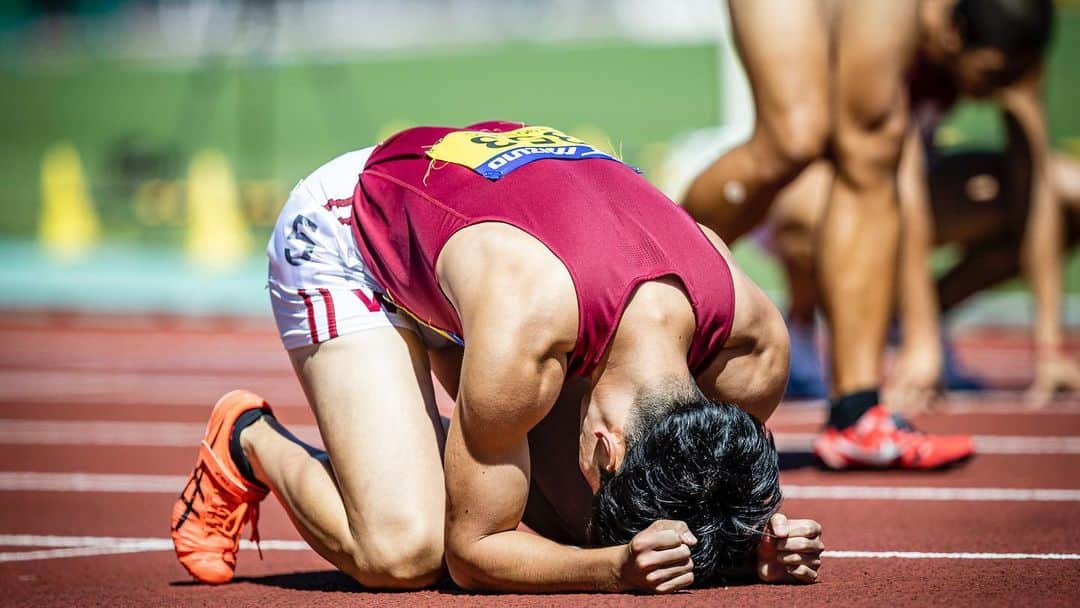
[1001,77,1063,355]
[1023,176,1064,355]
[446,530,626,593]
[1021,143,1062,354]
[443,340,620,593]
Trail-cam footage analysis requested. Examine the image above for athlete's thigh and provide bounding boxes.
[833,0,918,135]
[268,146,446,541]
[729,0,829,134]
[290,327,446,537]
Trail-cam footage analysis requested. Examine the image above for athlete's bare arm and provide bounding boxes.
[695,225,790,423]
[437,225,696,594]
[888,127,943,413]
[998,68,1080,404]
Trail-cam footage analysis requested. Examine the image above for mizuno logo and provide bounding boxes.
[485,146,581,170]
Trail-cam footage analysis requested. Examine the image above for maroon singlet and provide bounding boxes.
[350,121,735,377]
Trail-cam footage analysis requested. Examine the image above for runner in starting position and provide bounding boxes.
[682,0,1055,468]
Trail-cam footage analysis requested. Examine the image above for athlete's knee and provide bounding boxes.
[757,105,829,180]
[833,105,907,194]
[347,518,445,589]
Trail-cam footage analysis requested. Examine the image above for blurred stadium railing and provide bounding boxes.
[0,0,1076,323]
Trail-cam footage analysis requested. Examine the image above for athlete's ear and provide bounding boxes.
[594,429,622,474]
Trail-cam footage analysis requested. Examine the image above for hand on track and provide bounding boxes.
[886,347,942,416]
[757,513,823,584]
[1027,353,1080,408]
[619,520,697,593]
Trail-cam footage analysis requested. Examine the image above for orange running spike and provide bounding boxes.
[170,390,272,584]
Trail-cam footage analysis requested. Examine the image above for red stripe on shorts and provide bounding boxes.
[298,288,319,343]
[353,289,381,312]
[318,288,338,339]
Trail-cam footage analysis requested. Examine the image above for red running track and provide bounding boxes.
[1,312,1078,607]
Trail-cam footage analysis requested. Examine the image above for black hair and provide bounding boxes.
[587,390,781,586]
[953,0,1054,55]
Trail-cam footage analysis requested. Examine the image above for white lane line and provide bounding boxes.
[773,433,1080,455]
[4,472,1080,504]
[782,485,1080,501]
[1,534,1077,563]
[825,551,1080,560]
[0,535,308,550]
[0,535,175,548]
[0,472,184,493]
[0,546,156,562]
[2,420,1079,455]
[773,397,1080,421]
[0,534,309,563]
[0,370,303,408]
[0,420,322,448]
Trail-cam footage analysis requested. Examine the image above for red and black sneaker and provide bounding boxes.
[813,405,975,470]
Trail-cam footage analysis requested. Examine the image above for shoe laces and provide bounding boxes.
[203,468,264,559]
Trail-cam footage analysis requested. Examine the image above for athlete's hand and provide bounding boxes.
[1027,352,1080,408]
[618,520,697,593]
[757,513,823,584]
[886,346,942,416]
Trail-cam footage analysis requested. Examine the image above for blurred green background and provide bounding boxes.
[1,2,1078,315]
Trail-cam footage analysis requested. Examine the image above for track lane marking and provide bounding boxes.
[0,370,303,408]
[782,485,1080,501]
[772,433,1080,455]
[2,420,1079,454]
[825,551,1080,560]
[0,472,183,493]
[4,472,1080,502]
[0,420,322,447]
[0,535,309,563]
[771,398,1080,425]
[1,534,1077,563]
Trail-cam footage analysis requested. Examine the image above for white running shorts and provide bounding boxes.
[266,147,415,350]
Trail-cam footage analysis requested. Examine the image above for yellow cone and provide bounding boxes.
[1063,137,1080,160]
[185,149,251,270]
[39,142,101,260]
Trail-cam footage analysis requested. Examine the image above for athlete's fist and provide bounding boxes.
[757,513,823,584]
[619,519,697,593]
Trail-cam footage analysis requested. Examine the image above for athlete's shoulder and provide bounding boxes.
[694,223,736,263]
[439,223,579,351]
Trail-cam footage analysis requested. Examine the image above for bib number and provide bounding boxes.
[426,126,622,180]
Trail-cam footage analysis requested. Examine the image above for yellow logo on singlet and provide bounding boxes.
[426,126,621,180]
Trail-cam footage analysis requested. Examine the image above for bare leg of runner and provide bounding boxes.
[767,161,832,323]
[818,0,916,402]
[240,328,447,589]
[681,0,829,243]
